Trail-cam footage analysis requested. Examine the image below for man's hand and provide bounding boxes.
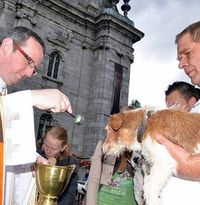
[155,134,200,181]
[31,89,72,113]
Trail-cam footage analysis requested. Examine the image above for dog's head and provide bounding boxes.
[103,108,146,156]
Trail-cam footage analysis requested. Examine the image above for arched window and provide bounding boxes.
[47,51,61,79]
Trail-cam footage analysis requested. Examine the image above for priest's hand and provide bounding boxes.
[155,134,200,181]
[31,89,72,113]
[36,155,49,165]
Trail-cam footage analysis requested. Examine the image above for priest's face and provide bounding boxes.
[0,37,43,85]
[42,134,64,159]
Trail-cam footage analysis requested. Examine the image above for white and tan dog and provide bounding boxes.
[103,107,200,205]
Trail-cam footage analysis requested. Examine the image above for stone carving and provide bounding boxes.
[46,31,73,50]
[121,0,131,17]
[103,0,119,8]
[0,0,4,9]
[15,0,39,25]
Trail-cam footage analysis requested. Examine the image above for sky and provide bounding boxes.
[119,0,200,107]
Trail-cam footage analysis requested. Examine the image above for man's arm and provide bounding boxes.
[31,89,72,113]
[1,89,72,165]
[156,134,200,181]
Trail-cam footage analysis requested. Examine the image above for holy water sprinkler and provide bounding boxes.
[66,111,85,126]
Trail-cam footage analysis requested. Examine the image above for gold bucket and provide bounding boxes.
[35,162,75,205]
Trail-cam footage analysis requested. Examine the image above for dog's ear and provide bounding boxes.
[109,114,123,131]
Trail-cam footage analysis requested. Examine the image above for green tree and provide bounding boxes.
[129,99,141,108]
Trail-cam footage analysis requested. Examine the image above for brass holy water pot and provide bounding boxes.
[35,162,75,205]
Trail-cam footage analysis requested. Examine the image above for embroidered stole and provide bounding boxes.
[0,97,5,205]
[0,88,7,205]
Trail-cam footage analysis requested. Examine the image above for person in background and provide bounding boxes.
[37,125,78,205]
[165,81,200,111]
[84,141,137,205]
[156,21,200,181]
[0,26,72,205]
[84,105,138,205]
[159,80,200,205]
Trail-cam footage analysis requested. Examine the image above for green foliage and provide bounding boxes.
[129,99,141,108]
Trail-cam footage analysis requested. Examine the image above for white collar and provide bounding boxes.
[0,77,6,87]
[0,77,7,94]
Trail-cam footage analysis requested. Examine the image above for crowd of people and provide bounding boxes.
[1,16,200,205]
[84,21,200,205]
[157,21,200,181]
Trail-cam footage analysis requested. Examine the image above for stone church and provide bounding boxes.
[0,0,144,157]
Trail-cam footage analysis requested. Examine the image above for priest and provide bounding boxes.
[0,26,72,204]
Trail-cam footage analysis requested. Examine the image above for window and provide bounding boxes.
[37,112,53,141]
[47,51,61,79]
[111,63,123,115]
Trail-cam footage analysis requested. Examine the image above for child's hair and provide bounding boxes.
[37,125,71,160]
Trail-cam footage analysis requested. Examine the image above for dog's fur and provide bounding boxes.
[128,151,146,205]
[103,107,200,205]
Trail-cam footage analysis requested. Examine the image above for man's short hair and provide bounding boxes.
[175,21,200,43]
[0,26,45,54]
[165,81,200,101]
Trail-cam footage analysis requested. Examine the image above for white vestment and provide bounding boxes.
[160,101,200,205]
[1,90,37,205]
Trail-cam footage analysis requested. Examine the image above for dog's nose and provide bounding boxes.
[133,156,140,164]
